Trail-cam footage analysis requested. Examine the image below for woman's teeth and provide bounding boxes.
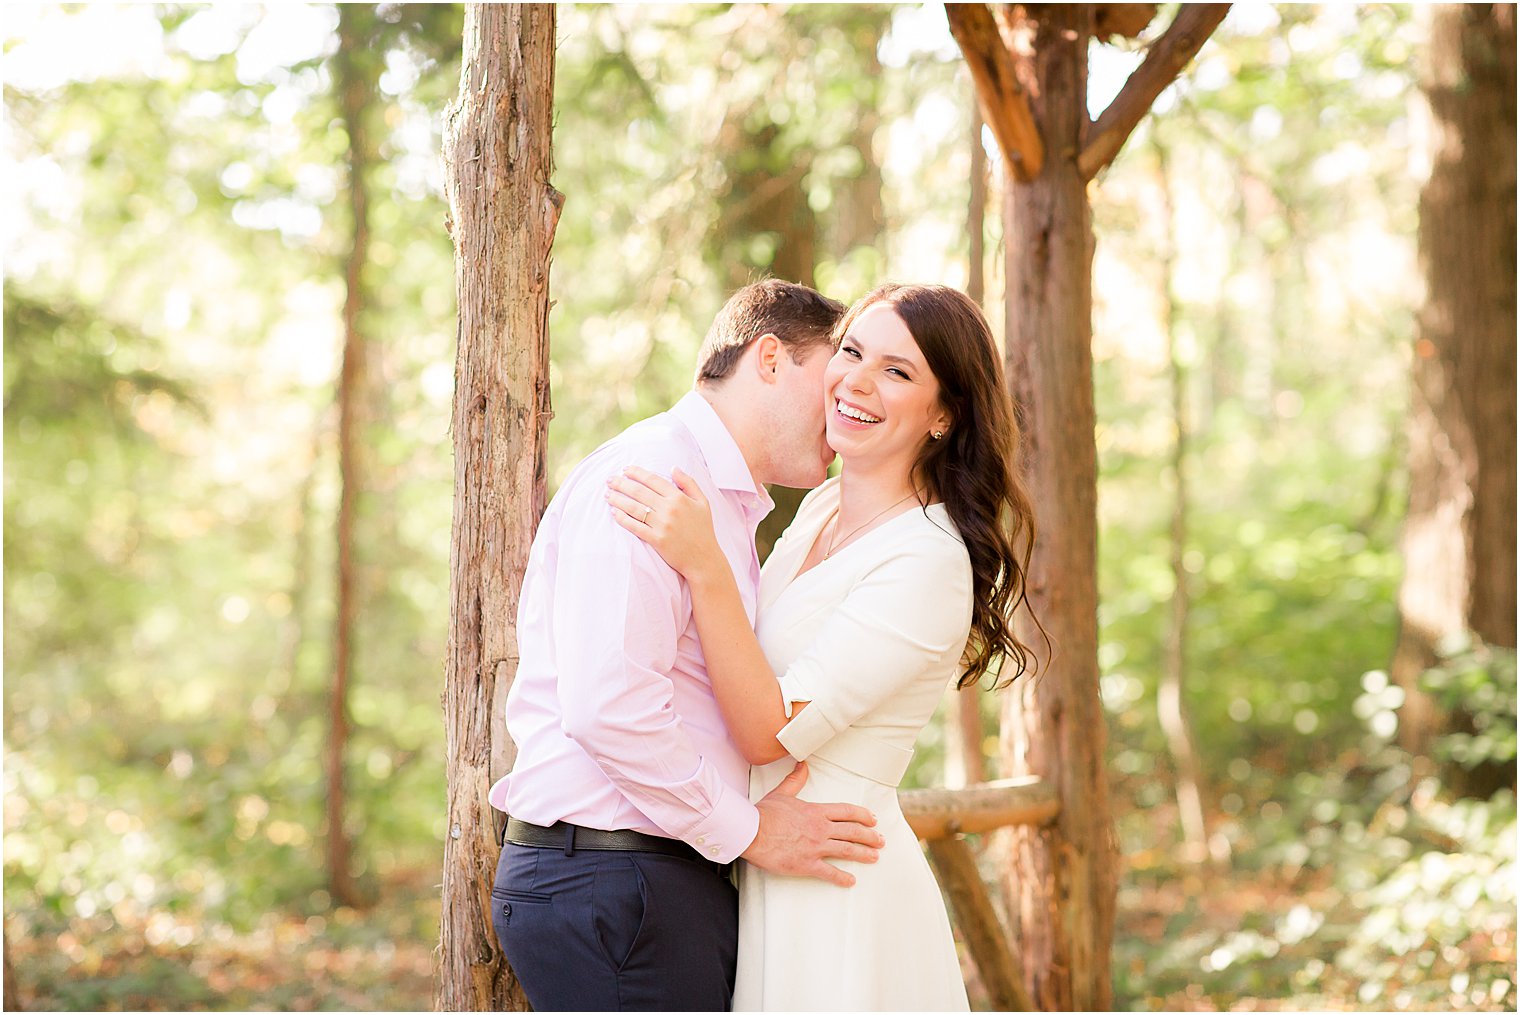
[837,401,882,424]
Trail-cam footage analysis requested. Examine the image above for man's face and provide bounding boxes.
[766,342,835,489]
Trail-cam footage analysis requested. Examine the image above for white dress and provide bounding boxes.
[732,478,973,1013]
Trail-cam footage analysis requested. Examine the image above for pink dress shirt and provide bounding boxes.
[489,392,772,864]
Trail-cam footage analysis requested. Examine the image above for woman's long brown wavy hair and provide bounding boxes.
[832,283,1042,688]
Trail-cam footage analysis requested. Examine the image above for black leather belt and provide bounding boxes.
[504,817,729,876]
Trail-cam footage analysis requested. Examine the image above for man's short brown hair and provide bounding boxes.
[695,279,845,385]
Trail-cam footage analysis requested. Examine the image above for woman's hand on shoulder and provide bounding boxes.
[607,465,724,581]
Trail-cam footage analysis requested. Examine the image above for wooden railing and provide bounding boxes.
[900,777,1059,1012]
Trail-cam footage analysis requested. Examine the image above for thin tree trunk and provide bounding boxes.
[997,7,1116,1009]
[4,921,20,1012]
[326,3,372,910]
[830,9,889,261]
[949,96,990,790]
[1203,178,1248,429]
[280,417,325,700]
[968,99,988,308]
[1393,4,1516,784]
[437,5,561,1010]
[731,119,817,563]
[949,688,988,789]
[740,8,891,562]
[1154,135,1219,867]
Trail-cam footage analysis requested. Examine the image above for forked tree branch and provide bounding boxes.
[1095,3,1160,40]
[1078,3,1232,181]
[946,3,1044,182]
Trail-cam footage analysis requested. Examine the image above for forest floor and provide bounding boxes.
[7,868,440,1012]
[7,804,1513,1011]
[1101,794,1514,1014]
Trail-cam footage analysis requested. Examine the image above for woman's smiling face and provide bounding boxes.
[823,301,950,470]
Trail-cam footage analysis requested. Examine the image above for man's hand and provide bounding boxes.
[741,762,885,887]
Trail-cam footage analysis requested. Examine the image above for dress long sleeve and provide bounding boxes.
[773,524,973,763]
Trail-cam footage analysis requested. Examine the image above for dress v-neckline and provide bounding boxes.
[785,500,929,586]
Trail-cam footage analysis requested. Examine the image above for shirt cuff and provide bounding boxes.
[679,784,759,865]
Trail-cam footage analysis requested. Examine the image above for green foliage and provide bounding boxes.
[1095,1,1416,800]
[543,3,922,476]
[1095,7,1513,1012]
[1421,638,1519,770]
[1116,682,1516,1012]
[4,3,456,940]
[4,4,1512,1013]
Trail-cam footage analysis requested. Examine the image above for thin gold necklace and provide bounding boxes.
[823,491,919,560]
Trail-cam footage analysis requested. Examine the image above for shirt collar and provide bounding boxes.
[669,391,773,513]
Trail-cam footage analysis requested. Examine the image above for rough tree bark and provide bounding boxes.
[325,3,375,910]
[1392,3,1517,772]
[948,3,1229,1007]
[993,12,1111,1006]
[437,5,561,1010]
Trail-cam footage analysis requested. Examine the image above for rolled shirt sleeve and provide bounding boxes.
[775,531,974,763]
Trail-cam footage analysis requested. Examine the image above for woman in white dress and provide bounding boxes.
[607,283,1038,1012]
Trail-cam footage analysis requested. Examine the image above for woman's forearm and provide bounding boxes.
[686,565,796,764]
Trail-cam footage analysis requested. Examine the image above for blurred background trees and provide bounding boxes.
[3,3,1513,1011]
[1392,3,1515,797]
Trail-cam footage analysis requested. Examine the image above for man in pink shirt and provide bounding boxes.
[488,280,885,1011]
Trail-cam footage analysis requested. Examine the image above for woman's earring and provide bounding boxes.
[931,430,944,441]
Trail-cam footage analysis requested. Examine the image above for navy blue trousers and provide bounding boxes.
[491,841,739,1012]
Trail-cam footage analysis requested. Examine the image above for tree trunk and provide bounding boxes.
[951,2,1223,1004]
[949,97,990,790]
[325,3,373,911]
[4,921,20,1012]
[996,6,1116,1009]
[1154,135,1218,867]
[927,837,1032,1012]
[713,106,818,296]
[280,418,325,698]
[949,687,989,789]
[724,7,891,562]
[967,100,988,308]
[1204,184,1248,429]
[721,111,818,564]
[828,9,890,262]
[1393,4,1517,771]
[437,5,561,1010]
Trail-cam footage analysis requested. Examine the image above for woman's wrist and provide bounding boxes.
[685,552,730,594]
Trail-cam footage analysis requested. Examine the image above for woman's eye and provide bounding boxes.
[843,346,862,358]
[888,367,909,379]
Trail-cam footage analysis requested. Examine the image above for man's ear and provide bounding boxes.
[752,333,784,382]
